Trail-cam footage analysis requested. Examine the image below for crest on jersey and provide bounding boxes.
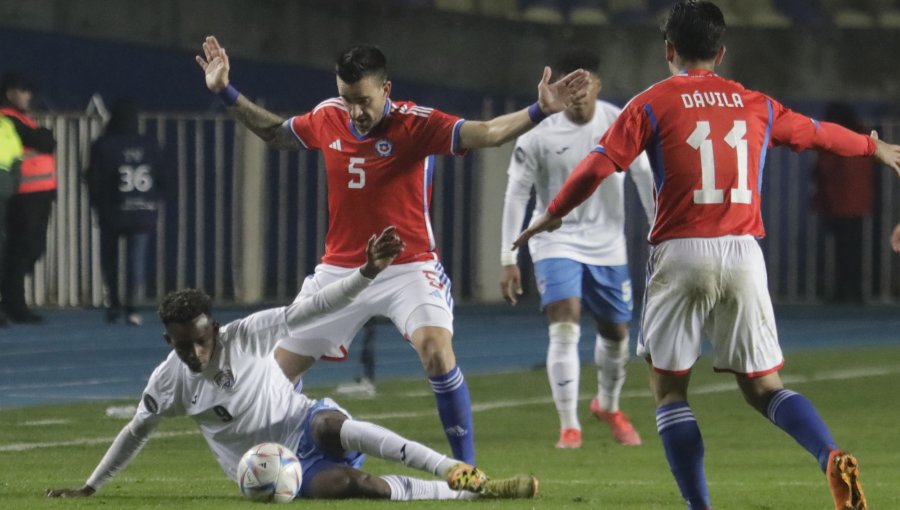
[514,147,526,163]
[375,138,393,157]
[214,368,235,391]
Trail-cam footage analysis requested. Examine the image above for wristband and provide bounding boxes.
[500,250,518,266]
[527,102,547,124]
[218,84,240,106]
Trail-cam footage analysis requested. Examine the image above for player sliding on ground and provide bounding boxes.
[514,2,900,509]
[195,35,588,466]
[46,227,537,501]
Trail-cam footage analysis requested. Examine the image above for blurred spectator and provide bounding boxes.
[85,99,168,325]
[0,115,23,326]
[0,72,57,324]
[811,102,875,302]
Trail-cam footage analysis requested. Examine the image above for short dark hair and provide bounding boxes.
[158,289,212,326]
[553,49,600,78]
[335,45,388,84]
[1,71,36,93]
[661,0,726,62]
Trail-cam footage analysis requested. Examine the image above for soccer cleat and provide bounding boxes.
[555,427,582,449]
[481,474,539,499]
[445,463,487,493]
[827,450,867,510]
[590,398,642,446]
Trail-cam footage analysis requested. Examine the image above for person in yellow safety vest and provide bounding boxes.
[0,115,23,326]
[0,72,57,323]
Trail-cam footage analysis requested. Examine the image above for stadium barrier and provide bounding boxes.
[26,112,900,307]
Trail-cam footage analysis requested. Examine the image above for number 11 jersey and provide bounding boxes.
[598,69,851,244]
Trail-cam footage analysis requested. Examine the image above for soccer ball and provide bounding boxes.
[237,442,303,503]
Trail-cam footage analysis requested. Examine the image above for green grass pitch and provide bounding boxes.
[2,346,898,509]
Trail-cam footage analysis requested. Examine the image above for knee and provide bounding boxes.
[311,412,346,455]
[597,321,629,342]
[411,328,455,374]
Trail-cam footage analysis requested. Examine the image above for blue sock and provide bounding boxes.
[765,389,836,472]
[429,366,475,464]
[657,402,710,510]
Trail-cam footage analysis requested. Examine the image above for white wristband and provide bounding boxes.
[500,251,518,266]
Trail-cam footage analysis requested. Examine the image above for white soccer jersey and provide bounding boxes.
[135,310,314,480]
[501,100,656,266]
[84,270,373,490]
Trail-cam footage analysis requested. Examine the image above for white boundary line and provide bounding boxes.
[3,364,898,452]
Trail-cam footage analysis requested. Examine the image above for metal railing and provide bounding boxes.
[25,112,900,307]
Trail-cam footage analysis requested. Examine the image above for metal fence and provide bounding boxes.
[28,111,478,307]
[25,112,900,308]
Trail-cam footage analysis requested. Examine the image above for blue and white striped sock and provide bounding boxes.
[657,402,710,510]
[429,366,475,465]
[766,389,836,472]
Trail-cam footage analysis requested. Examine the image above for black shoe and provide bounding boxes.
[8,309,43,324]
[105,307,121,323]
[0,309,8,327]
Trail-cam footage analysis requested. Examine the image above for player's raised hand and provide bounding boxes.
[871,130,900,178]
[361,226,405,278]
[47,486,95,498]
[537,67,590,115]
[500,264,523,306]
[512,212,563,251]
[195,35,231,93]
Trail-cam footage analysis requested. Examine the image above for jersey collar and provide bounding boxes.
[679,69,717,77]
[348,99,392,141]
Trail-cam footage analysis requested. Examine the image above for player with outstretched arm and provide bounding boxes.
[514,2,900,509]
[47,228,537,501]
[195,36,588,465]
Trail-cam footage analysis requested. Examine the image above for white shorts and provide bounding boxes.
[636,236,783,377]
[276,261,455,360]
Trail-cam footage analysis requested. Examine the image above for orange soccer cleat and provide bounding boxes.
[827,450,867,510]
[445,463,487,493]
[555,427,583,449]
[590,398,642,446]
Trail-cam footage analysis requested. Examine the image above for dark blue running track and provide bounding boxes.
[1,302,898,408]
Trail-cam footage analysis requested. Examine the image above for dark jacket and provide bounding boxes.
[85,103,168,231]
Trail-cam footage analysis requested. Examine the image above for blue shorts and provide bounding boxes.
[534,258,633,324]
[295,398,366,498]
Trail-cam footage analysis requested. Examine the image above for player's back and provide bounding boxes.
[633,70,774,243]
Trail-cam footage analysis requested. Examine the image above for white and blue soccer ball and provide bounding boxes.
[237,442,303,503]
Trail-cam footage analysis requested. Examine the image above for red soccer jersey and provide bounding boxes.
[289,99,466,266]
[595,69,873,244]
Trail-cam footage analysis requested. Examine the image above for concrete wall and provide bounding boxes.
[1,0,897,105]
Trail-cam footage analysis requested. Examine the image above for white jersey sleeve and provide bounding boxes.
[225,268,375,355]
[501,133,539,265]
[84,359,179,491]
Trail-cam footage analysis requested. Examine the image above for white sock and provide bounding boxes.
[340,420,457,477]
[594,333,630,413]
[381,475,478,500]
[547,322,581,430]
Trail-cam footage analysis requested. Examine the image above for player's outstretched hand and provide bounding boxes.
[871,130,900,178]
[512,212,563,251]
[891,223,900,253]
[195,35,231,93]
[361,226,405,279]
[500,264,523,306]
[537,67,590,115]
[47,486,95,498]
